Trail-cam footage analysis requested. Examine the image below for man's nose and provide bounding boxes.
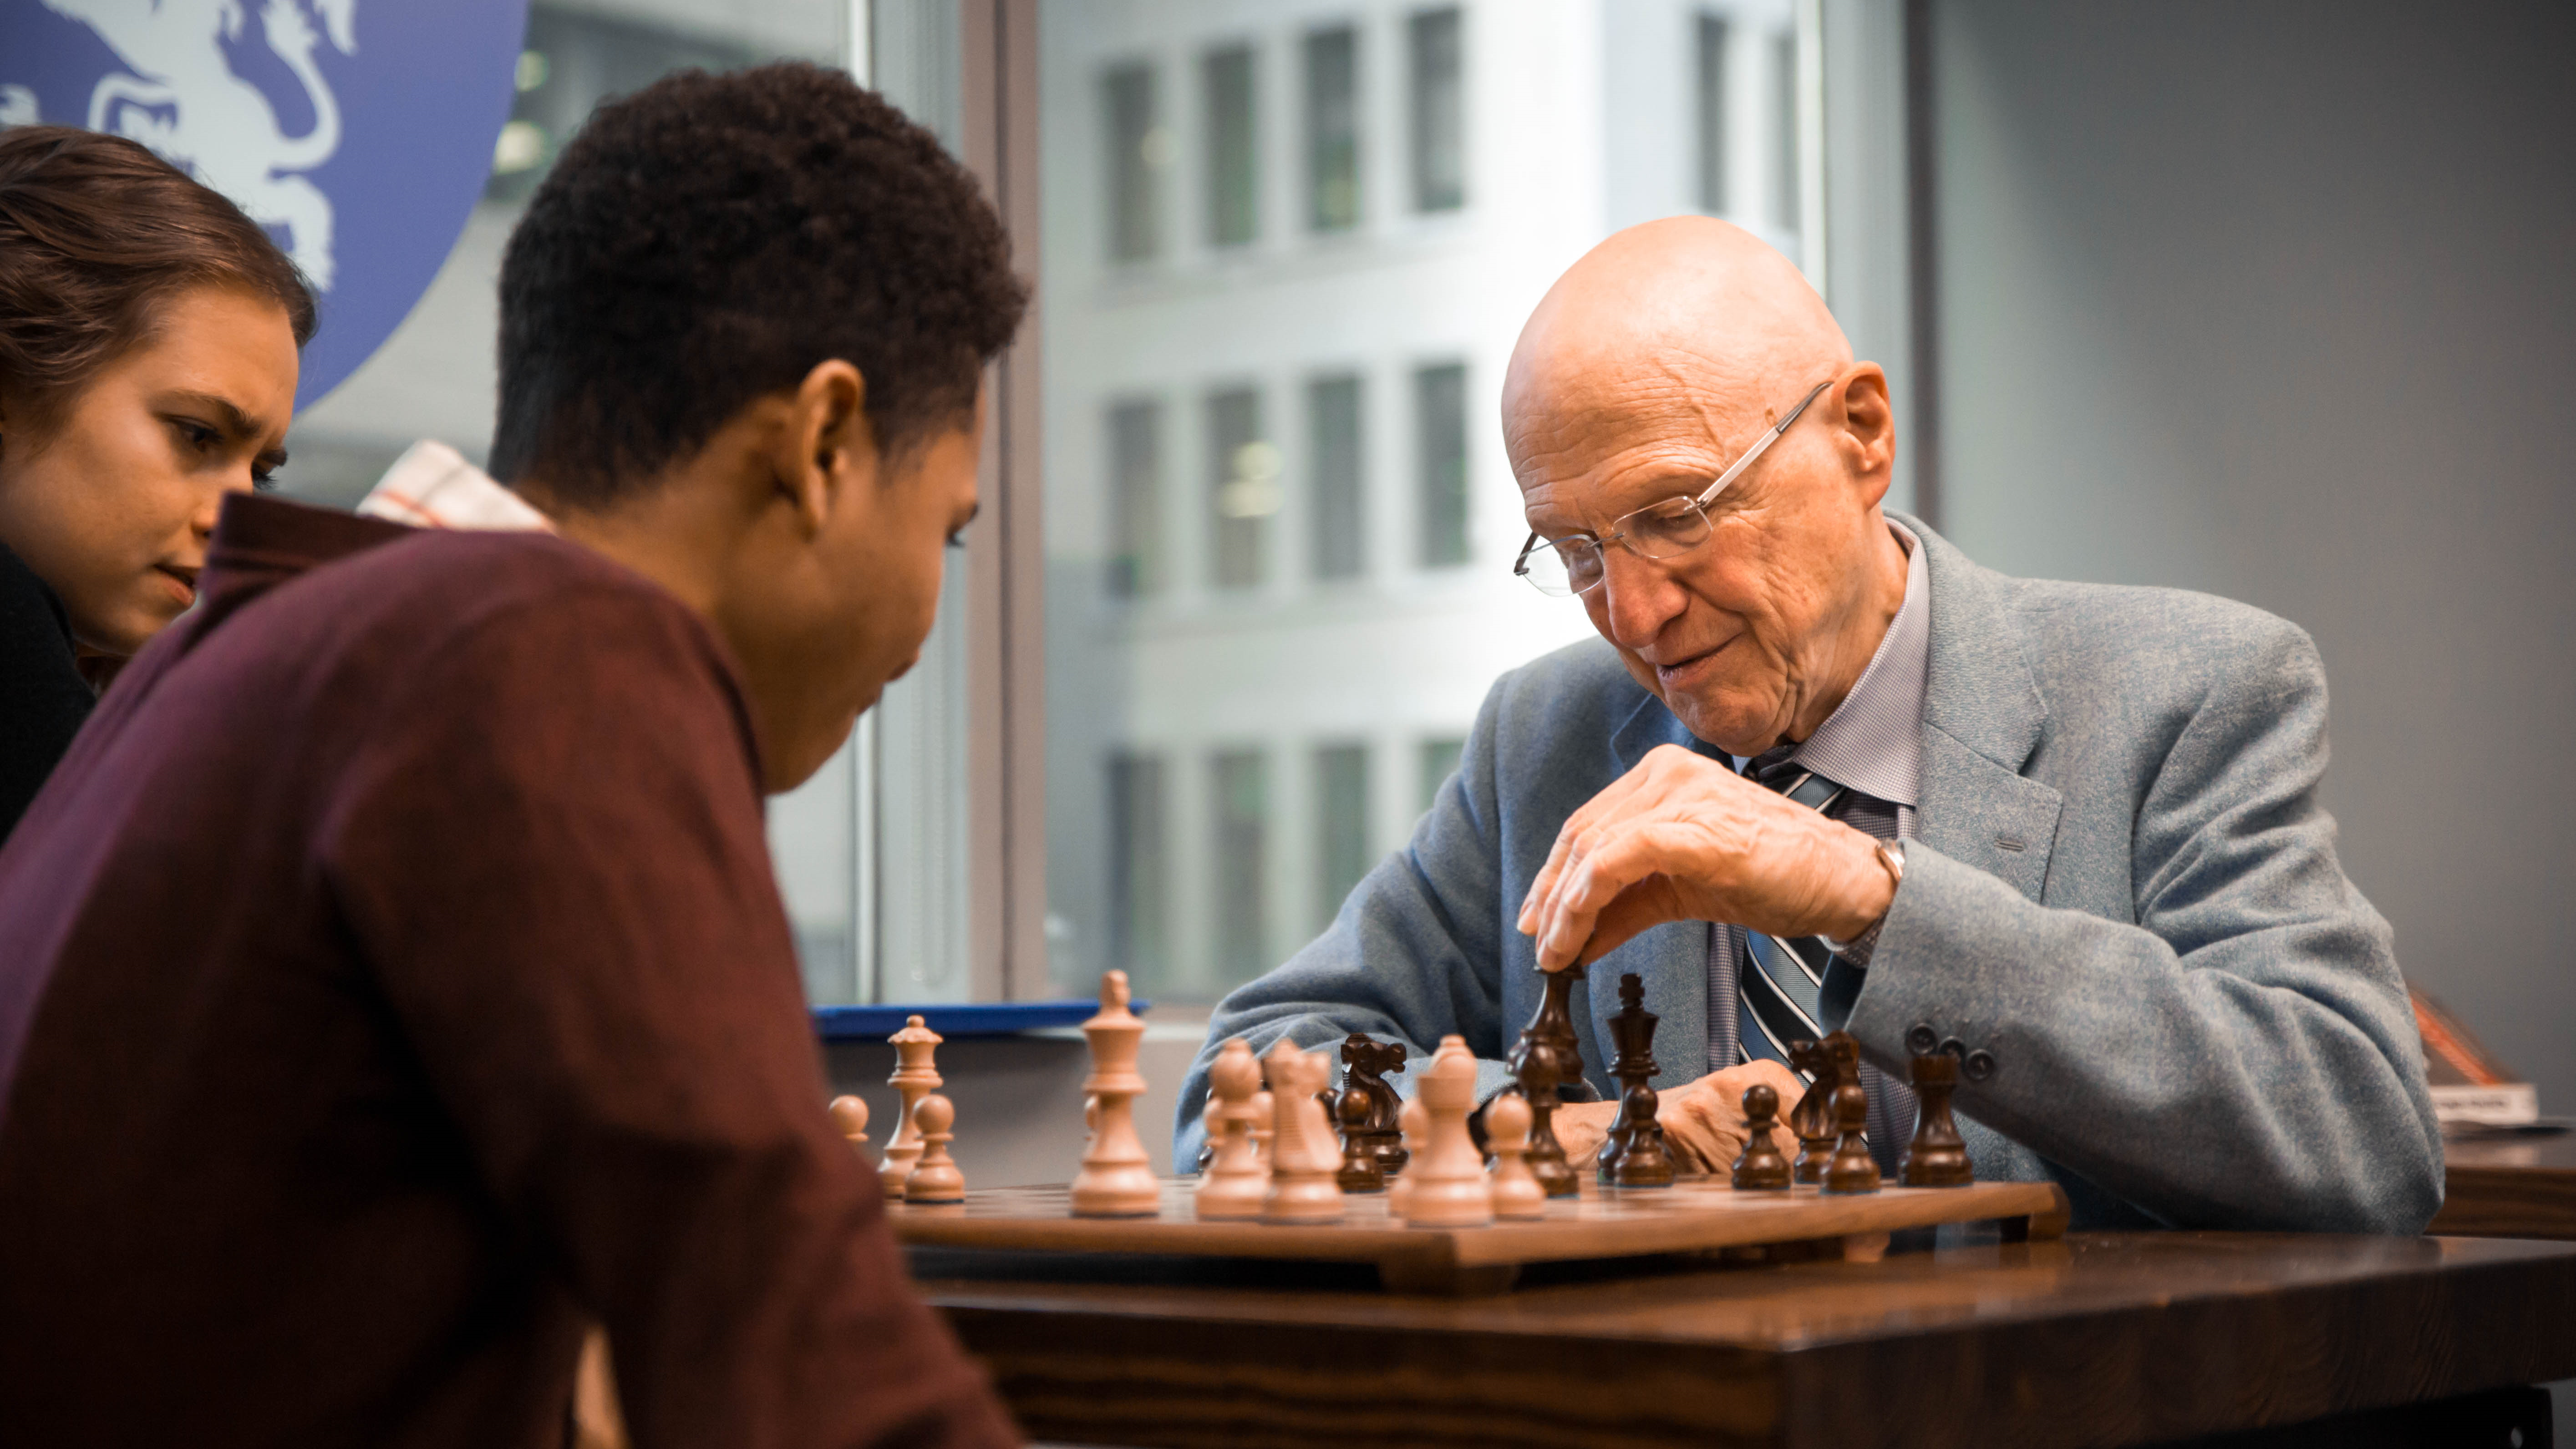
[1592,546,1686,648]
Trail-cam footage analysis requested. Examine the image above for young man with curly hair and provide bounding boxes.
[0,65,1026,1448]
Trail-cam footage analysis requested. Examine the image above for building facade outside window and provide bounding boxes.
[1413,360,1471,568]
[1105,61,1163,262]
[1206,387,1273,589]
[1314,742,1373,932]
[1307,374,1367,580]
[1106,399,1164,597]
[1695,13,1730,214]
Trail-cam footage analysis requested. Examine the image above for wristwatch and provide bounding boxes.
[1821,838,1905,966]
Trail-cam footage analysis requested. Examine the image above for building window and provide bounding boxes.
[1303,25,1361,233]
[1418,736,1466,812]
[1770,31,1799,234]
[1695,14,1729,214]
[1414,361,1470,567]
[1108,753,1170,983]
[1203,44,1259,248]
[1106,400,1163,598]
[1307,374,1365,580]
[1211,749,1271,980]
[1315,742,1372,931]
[1208,387,1275,590]
[1407,7,1465,213]
[1105,61,1164,262]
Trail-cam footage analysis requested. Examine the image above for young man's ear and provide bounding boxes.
[777,360,873,535]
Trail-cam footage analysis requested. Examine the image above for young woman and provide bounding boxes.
[0,126,314,835]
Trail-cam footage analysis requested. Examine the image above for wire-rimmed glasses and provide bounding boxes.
[1512,379,1834,597]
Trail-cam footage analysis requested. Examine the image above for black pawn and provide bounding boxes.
[1731,1083,1793,1190]
[1901,1052,1974,1187]
[1821,1082,1881,1194]
[1334,1088,1383,1192]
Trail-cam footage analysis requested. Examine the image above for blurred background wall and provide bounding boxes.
[1921,0,2576,1119]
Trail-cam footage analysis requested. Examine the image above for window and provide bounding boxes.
[1106,399,1164,598]
[1105,61,1163,262]
[1418,737,1467,812]
[1304,26,1361,233]
[1308,374,1366,580]
[1770,30,1799,235]
[1108,754,1171,987]
[1407,8,1465,213]
[1211,750,1271,981]
[1208,387,1273,590]
[1415,361,1470,568]
[1314,743,1372,932]
[1203,45,1258,248]
[1695,15,1729,214]
[1038,5,1820,1004]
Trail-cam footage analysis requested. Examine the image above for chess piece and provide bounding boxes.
[1506,961,1587,1197]
[1821,1082,1880,1194]
[1260,1039,1343,1222]
[1335,1034,1409,1179]
[902,1093,966,1203]
[1901,1051,1975,1188]
[1600,973,1675,1188]
[880,1015,943,1199]
[1482,1090,1547,1220]
[1071,970,1160,1217]
[1196,1038,1268,1220]
[1398,1036,1492,1227]
[827,1095,872,1167]
[1785,1038,1839,1185]
[1730,1083,1793,1190]
[1249,1087,1275,1169]
[1387,1095,1428,1218]
[1335,1090,1385,1193]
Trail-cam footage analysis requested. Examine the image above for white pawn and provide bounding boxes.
[1195,1038,1266,1220]
[1249,1088,1276,1169]
[1398,1035,1492,1228]
[1387,1095,1428,1218]
[903,1093,965,1203]
[1071,970,1161,1217]
[1483,1091,1547,1220]
[1260,1039,1343,1222]
[880,1015,943,1200]
[828,1095,873,1169]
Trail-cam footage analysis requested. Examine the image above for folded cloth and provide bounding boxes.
[357,440,552,532]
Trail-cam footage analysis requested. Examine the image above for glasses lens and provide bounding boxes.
[1518,538,1601,596]
[1623,497,1712,559]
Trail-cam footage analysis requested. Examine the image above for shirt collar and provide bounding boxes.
[1766,520,1930,808]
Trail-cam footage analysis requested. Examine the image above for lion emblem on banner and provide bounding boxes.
[7,0,359,289]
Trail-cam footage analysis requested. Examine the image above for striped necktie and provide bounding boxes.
[1731,747,1916,1172]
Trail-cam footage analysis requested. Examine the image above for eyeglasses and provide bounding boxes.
[1512,378,1834,598]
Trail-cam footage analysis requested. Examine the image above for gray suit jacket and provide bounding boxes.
[1174,516,2444,1232]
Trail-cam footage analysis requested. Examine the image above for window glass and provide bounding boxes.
[1104,61,1164,261]
[1407,7,1465,213]
[1303,25,1361,233]
[1203,44,1259,247]
[1695,15,1730,213]
[1042,0,1815,1005]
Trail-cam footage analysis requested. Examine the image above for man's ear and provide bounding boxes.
[777,359,875,537]
[1831,363,1895,494]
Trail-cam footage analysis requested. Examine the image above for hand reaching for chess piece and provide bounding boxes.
[1549,1058,1806,1172]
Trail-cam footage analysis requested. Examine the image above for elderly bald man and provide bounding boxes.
[1174,218,2441,1232]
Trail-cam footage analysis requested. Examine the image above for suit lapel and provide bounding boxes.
[1901,515,2063,902]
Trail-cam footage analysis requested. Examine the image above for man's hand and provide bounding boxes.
[1542,1059,1809,1173]
[1515,744,1895,971]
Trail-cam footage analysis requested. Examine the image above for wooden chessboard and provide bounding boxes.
[889,1175,2070,1294]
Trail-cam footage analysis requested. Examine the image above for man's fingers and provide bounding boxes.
[1533,821,1712,968]
[1515,754,1668,933]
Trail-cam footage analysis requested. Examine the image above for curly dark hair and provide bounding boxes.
[0,127,316,446]
[491,63,1030,504]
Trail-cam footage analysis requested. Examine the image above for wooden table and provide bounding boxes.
[2434,1130,2576,1239]
[913,1230,2576,1449]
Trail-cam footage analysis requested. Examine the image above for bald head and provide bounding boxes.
[1503,216,1904,756]
[1505,217,1849,469]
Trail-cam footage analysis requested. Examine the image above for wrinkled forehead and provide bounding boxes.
[1505,344,1779,504]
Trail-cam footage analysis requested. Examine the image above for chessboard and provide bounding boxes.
[887,1174,2069,1295]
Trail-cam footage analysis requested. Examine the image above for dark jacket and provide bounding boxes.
[0,539,92,837]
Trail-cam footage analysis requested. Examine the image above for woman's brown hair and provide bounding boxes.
[0,126,317,443]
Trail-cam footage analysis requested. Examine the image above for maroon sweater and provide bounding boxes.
[0,495,1018,1449]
